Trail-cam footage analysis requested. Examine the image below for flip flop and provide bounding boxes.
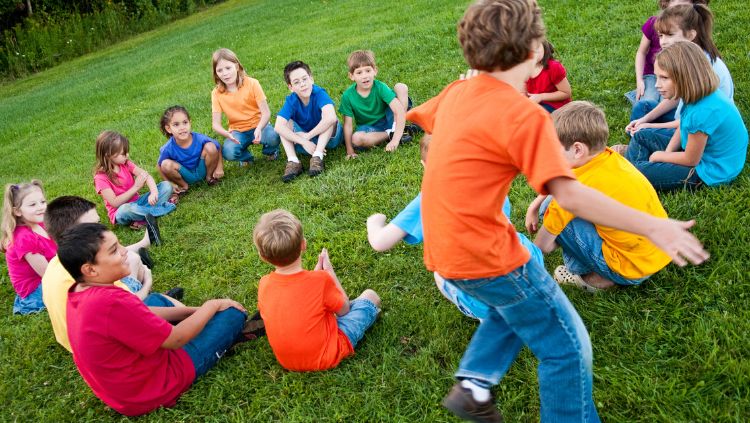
[553,266,599,293]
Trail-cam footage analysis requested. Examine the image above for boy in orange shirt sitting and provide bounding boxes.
[406,1,707,421]
[253,209,381,371]
[525,101,672,292]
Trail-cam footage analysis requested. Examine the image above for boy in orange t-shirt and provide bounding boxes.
[253,209,381,372]
[406,1,708,421]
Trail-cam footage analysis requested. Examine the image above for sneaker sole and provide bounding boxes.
[144,214,162,246]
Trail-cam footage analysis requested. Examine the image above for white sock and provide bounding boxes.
[460,380,490,403]
[312,151,324,159]
[288,158,300,164]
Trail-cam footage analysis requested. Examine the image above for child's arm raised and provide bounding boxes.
[212,112,239,144]
[648,129,706,167]
[314,248,350,316]
[343,116,357,159]
[634,35,651,101]
[547,177,708,266]
[367,213,407,252]
[24,253,49,277]
[384,98,407,152]
[161,299,246,349]
[133,165,159,206]
[99,172,147,208]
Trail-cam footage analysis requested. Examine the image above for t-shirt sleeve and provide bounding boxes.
[506,109,575,195]
[320,272,345,313]
[250,78,268,103]
[339,90,353,117]
[683,101,723,137]
[278,96,294,121]
[211,89,222,114]
[107,292,173,356]
[378,81,397,105]
[406,81,460,132]
[315,87,335,110]
[11,227,42,259]
[548,60,567,85]
[124,160,136,174]
[197,132,221,150]
[93,172,113,195]
[642,16,656,38]
[542,199,575,236]
[390,193,424,245]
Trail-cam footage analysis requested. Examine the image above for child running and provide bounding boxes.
[254,209,381,371]
[339,50,414,157]
[526,101,671,292]
[1,181,56,314]
[525,40,571,112]
[211,48,281,165]
[158,105,223,198]
[94,130,175,235]
[406,1,708,421]
[58,223,256,416]
[625,41,747,190]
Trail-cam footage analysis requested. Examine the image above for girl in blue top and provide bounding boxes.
[626,41,747,190]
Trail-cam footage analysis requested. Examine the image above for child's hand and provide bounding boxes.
[648,151,665,163]
[208,299,246,313]
[253,127,262,144]
[314,248,334,272]
[625,118,647,135]
[385,140,399,152]
[346,152,358,160]
[367,213,387,229]
[134,172,148,190]
[148,191,158,206]
[635,79,645,101]
[301,140,317,156]
[525,208,539,234]
[528,94,543,104]
[648,219,709,267]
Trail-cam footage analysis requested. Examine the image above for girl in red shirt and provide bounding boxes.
[525,40,572,112]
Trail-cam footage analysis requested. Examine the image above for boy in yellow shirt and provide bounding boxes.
[525,101,672,292]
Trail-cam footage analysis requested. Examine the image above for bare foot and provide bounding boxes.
[583,273,617,290]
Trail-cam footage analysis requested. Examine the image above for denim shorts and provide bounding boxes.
[177,158,207,185]
[356,109,394,133]
[292,121,344,155]
[144,293,175,307]
[13,283,45,315]
[183,307,246,379]
[336,298,379,348]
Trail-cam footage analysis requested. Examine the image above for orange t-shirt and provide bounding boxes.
[257,270,353,372]
[407,74,575,279]
[211,76,266,132]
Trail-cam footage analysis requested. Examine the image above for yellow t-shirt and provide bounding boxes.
[41,256,130,352]
[543,148,671,279]
[211,76,266,132]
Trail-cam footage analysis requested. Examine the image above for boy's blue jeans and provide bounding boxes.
[222,126,281,162]
[114,181,176,225]
[443,259,600,423]
[626,129,703,191]
[183,307,246,379]
[292,121,343,156]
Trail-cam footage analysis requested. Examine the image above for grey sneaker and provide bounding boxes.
[442,383,503,423]
[309,156,324,177]
[282,161,304,183]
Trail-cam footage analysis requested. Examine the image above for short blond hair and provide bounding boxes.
[347,50,377,73]
[253,209,304,266]
[656,41,718,104]
[552,101,609,152]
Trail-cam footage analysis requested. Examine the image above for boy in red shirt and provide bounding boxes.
[406,0,708,421]
[254,209,381,371]
[58,223,254,416]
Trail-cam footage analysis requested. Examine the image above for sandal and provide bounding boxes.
[129,221,146,230]
[241,311,266,340]
[553,266,599,293]
[168,187,187,204]
[207,177,220,186]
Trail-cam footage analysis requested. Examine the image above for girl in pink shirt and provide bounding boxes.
[93,131,175,230]
[1,180,56,314]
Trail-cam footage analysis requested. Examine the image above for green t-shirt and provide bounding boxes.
[339,80,396,126]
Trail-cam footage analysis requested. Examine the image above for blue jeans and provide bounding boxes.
[13,283,45,315]
[539,198,649,286]
[183,307,246,379]
[336,298,379,348]
[178,158,207,185]
[356,109,394,133]
[443,260,600,423]
[222,126,280,162]
[630,98,676,123]
[114,181,175,225]
[626,129,703,191]
[624,74,660,105]
[540,102,556,113]
[143,293,175,307]
[292,121,343,156]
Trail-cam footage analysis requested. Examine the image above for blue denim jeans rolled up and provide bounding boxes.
[114,181,176,225]
[444,260,599,423]
[624,74,660,106]
[222,126,281,162]
[626,129,702,191]
[336,298,379,348]
[182,307,246,379]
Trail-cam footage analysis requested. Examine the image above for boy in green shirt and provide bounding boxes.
[339,50,416,158]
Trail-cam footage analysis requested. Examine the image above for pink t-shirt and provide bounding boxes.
[94,160,139,224]
[67,285,195,416]
[5,224,57,297]
[525,59,571,110]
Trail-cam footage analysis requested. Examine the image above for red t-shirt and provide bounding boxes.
[67,285,195,416]
[257,270,352,371]
[407,74,575,279]
[525,59,571,110]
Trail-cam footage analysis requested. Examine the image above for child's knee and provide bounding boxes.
[394,82,408,95]
[221,142,239,161]
[203,142,218,157]
[160,160,179,173]
[352,132,365,146]
[359,289,381,307]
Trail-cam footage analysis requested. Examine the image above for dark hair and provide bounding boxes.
[283,61,312,85]
[44,196,97,242]
[160,105,191,138]
[539,39,555,68]
[58,223,109,283]
[457,0,545,72]
[656,4,720,62]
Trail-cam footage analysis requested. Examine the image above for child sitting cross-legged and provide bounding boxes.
[58,223,260,416]
[525,101,672,292]
[254,209,381,371]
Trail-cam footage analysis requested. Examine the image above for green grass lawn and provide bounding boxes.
[1,0,748,421]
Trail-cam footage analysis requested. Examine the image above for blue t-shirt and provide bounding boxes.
[278,85,335,133]
[391,193,543,266]
[680,90,748,186]
[157,132,220,170]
